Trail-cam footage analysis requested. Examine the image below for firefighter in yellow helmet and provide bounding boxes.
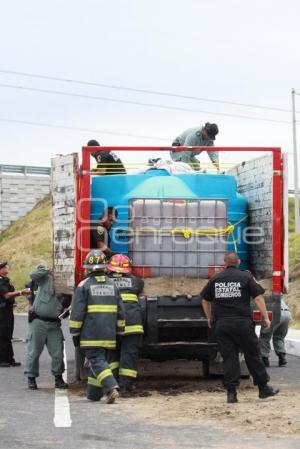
[69,250,125,403]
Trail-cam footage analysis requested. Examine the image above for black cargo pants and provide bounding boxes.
[0,309,14,363]
[214,317,269,391]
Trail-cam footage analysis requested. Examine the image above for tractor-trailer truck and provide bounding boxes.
[51,146,288,377]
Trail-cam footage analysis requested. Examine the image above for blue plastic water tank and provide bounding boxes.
[91,170,248,269]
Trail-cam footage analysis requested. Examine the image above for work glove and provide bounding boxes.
[72,335,80,347]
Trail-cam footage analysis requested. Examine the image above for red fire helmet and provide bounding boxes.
[107,254,132,274]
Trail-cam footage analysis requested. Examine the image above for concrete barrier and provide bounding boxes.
[0,164,50,231]
[285,329,300,357]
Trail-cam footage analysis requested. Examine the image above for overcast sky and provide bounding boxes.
[0,0,299,185]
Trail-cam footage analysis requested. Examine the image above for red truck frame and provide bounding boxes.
[75,146,284,295]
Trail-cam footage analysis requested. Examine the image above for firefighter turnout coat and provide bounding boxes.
[110,273,144,335]
[69,273,125,349]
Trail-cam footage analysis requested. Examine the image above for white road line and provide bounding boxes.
[54,345,72,428]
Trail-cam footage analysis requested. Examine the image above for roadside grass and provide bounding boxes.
[289,232,300,268]
[289,197,295,233]
[0,196,52,310]
[289,197,300,268]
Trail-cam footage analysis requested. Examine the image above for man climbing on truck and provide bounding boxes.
[170,122,219,172]
[88,139,126,175]
[90,207,118,257]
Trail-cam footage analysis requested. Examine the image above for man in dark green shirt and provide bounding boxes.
[24,264,68,390]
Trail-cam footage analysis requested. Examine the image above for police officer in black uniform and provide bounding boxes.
[90,207,118,258]
[88,139,126,175]
[201,252,279,403]
[0,261,30,367]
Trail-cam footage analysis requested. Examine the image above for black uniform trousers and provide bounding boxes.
[0,309,14,363]
[214,317,269,391]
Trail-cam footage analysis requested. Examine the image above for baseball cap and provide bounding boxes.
[0,261,8,269]
[204,122,219,140]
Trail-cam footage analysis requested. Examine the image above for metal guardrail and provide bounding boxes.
[0,164,50,175]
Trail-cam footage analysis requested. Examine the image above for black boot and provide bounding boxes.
[10,361,21,367]
[227,389,238,403]
[278,353,287,367]
[119,384,135,398]
[55,375,68,389]
[262,356,270,367]
[28,377,38,390]
[258,384,279,399]
[0,362,11,367]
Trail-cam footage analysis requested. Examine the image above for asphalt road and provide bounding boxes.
[0,315,300,449]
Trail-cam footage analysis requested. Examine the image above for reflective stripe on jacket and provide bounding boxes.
[110,273,144,335]
[69,272,125,348]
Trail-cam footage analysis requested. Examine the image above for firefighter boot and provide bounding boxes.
[227,389,238,403]
[106,387,119,404]
[258,384,280,399]
[119,384,134,398]
[278,353,287,367]
[28,377,38,390]
[55,375,68,389]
